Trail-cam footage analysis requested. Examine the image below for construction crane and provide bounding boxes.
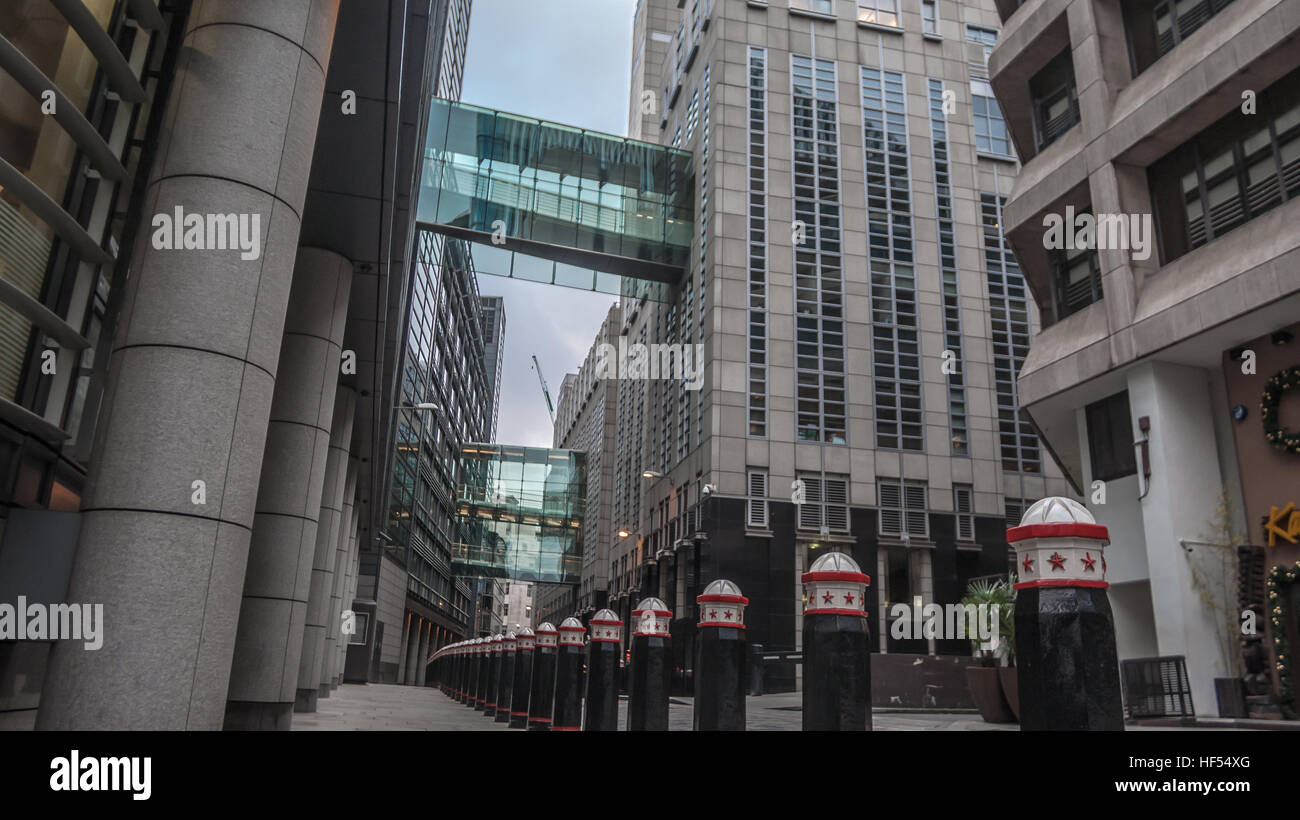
[530,354,555,425]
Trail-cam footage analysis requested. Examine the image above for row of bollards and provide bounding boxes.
[431,503,1125,733]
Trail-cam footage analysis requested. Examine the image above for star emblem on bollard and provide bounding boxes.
[1022,554,1034,572]
[724,609,733,619]
[822,591,833,604]
[1081,552,1097,571]
[710,609,718,618]
[843,591,854,604]
[1048,551,1067,571]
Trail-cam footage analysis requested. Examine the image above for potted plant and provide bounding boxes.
[995,576,1019,720]
[961,576,1017,723]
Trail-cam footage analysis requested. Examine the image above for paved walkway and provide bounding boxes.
[292,684,1036,731]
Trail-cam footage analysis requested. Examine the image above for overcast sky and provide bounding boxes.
[461,0,638,447]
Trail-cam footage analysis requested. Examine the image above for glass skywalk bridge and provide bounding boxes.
[417,98,694,301]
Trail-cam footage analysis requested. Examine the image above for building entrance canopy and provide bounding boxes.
[453,444,585,584]
[417,98,694,300]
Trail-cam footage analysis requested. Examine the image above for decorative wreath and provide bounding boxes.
[1261,366,1300,455]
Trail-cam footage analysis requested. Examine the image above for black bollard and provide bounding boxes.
[458,641,473,704]
[627,597,672,731]
[553,617,586,731]
[802,552,872,731]
[484,634,503,718]
[495,632,517,723]
[509,627,535,729]
[474,636,489,710]
[695,579,748,731]
[1009,498,1124,731]
[527,623,558,731]
[584,609,623,731]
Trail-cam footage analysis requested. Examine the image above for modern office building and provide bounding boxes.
[987,0,1300,715]
[553,304,621,615]
[480,295,506,442]
[0,0,475,730]
[592,0,1081,691]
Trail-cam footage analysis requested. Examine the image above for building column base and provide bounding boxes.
[294,688,318,713]
[224,701,294,731]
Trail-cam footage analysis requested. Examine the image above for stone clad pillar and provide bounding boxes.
[37,0,342,731]
[322,455,358,693]
[224,248,352,730]
[416,622,431,687]
[296,385,355,711]
[405,618,423,685]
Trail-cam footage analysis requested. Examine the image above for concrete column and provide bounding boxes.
[321,453,358,695]
[224,248,352,730]
[416,622,431,686]
[395,613,412,690]
[295,386,355,711]
[405,617,422,685]
[36,0,341,731]
[331,503,360,686]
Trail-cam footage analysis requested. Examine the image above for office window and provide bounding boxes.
[858,0,899,26]
[928,79,968,455]
[797,474,850,532]
[748,47,769,437]
[1030,49,1079,151]
[792,0,834,13]
[1050,236,1103,321]
[879,480,928,537]
[348,612,369,645]
[1149,67,1300,262]
[921,0,938,35]
[965,25,998,47]
[1005,497,1031,530]
[954,485,975,541]
[864,67,922,452]
[747,470,769,528]
[971,80,1012,157]
[792,54,846,445]
[1086,391,1138,482]
[982,194,1041,473]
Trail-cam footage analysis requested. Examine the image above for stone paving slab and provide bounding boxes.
[293,683,1214,731]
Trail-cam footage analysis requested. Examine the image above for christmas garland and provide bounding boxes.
[1268,561,1299,720]
[1261,366,1300,455]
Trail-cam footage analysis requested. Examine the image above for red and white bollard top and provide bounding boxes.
[503,631,517,653]
[492,633,505,653]
[802,551,870,617]
[590,608,623,643]
[632,597,672,637]
[516,626,536,651]
[558,617,586,647]
[698,579,748,629]
[535,622,558,649]
[1007,497,1110,590]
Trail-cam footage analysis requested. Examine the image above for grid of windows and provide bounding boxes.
[858,0,900,27]
[797,474,850,532]
[1153,0,1236,59]
[864,67,921,451]
[697,63,710,448]
[981,193,1041,473]
[928,79,968,456]
[879,480,928,537]
[1050,233,1103,321]
[792,55,847,444]
[748,48,769,437]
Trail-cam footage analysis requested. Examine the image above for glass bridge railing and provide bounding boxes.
[417,98,694,299]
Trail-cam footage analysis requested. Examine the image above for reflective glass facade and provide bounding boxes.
[418,97,693,293]
[453,444,585,583]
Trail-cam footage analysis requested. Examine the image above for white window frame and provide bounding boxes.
[857,0,900,27]
[921,0,938,35]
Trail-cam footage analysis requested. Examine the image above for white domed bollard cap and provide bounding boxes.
[535,622,558,648]
[516,626,536,650]
[698,579,748,628]
[558,616,586,647]
[491,633,504,652]
[503,631,517,652]
[590,608,623,643]
[632,597,672,636]
[801,551,870,617]
[1007,497,1110,590]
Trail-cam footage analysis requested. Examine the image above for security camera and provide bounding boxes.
[701,483,716,497]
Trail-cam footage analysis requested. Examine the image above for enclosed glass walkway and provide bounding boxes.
[418,98,694,297]
[452,444,585,584]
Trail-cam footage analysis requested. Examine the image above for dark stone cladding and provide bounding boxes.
[660,496,1015,691]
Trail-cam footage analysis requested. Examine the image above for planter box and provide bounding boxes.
[966,666,1016,723]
